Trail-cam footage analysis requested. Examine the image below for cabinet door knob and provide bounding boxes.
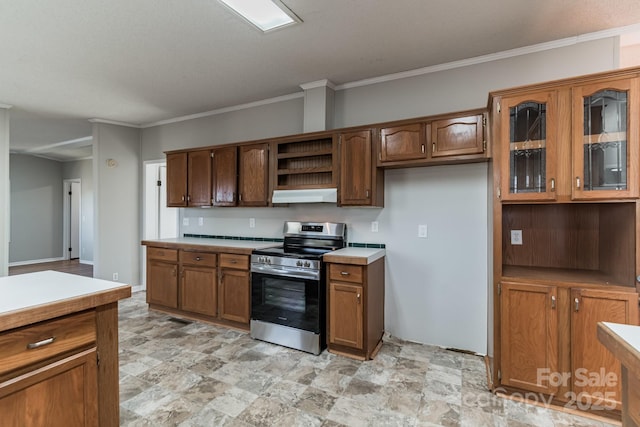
[357,293,361,303]
[550,178,556,192]
[432,142,435,153]
[181,195,185,201]
[574,297,580,312]
[421,144,425,154]
[551,295,556,309]
[576,177,581,189]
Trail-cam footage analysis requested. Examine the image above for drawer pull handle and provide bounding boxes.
[195,257,202,261]
[340,271,350,276]
[230,259,237,264]
[27,337,56,349]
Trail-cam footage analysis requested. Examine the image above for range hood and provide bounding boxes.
[271,188,338,204]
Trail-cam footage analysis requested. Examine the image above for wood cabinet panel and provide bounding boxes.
[0,311,96,376]
[212,146,237,206]
[339,130,380,206]
[500,282,559,394]
[0,348,98,427]
[571,288,639,410]
[166,152,188,207]
[219,253,249,270]
[431,114,484,157]
[239,143,269,206]
[180,266,217,317]
[219,269,250,324]
[329,282,364,350]
[179,250,217,268]
[147,261,178,309]
[329,263,363,284]
[147,247,178,262]
[187,150,212,206]
[379,123,426,162]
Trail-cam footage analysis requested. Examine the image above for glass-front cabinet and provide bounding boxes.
[572,78,638,200]
[499,91,557,201]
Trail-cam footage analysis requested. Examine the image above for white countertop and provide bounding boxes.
[602,322,640,353]
[143,237,281,250]
[324,247,385,265]
[0,270,130,315]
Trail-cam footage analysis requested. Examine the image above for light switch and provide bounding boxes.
[198,217,204,226]
[183,218,189,226]
[249,218,256,228]
[418,224,427,238]
[371,221,379,232]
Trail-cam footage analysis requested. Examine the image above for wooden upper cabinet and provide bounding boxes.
[500,281,559,395]
[496,90,558,202]
[212,146,238,206]
[571,288,639,410]
[571,77,639,200]
[339,129,382,207]
[187,150,212,207]
[431,114,485,157]
[379,123,427,163]
[238,143,269,206]
[166,152,188,207]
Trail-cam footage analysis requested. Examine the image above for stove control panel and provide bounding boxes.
[250,254,320,272]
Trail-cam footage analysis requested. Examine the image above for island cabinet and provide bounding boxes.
[238,143,270,207]
[325,252,385,360]
[377,110,488,168]
[489,68,640,418]
[339,129,384,207]
[0,271,130,427]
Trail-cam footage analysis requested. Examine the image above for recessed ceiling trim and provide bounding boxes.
[142,92,303,128]
[89,118,141,128]
[300,79,336,91]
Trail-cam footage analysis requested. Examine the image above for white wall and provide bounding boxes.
[141,37,620,354]
[93,123,141,285]
[0,107,9,276]
[62,159,94,263]
[9,154,63,263]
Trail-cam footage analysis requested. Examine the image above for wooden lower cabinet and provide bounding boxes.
[0,349,98,427]
[326,257,384,360]
[499,280,639,411]
[146,246,251,329]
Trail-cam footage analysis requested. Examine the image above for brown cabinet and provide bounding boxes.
[239,143,270,206]
[431,114,485,158]
[166,152,188,206]
[212,146,237,206]
[379,123,427,163]
[146,249,179,309]
[493,75,639,203]
[187,149,213,206]
[274,135,337,190]
[326,257,384,360]
[500,282,559,395]
[500,281,638,409]
[339,129,383,207]
[219,254,250,325]
[0,311,99,427]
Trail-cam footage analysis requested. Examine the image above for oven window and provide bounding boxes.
[263,279,306,313]
[251,273,323,334]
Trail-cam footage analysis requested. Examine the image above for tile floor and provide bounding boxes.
[118,292,618,426]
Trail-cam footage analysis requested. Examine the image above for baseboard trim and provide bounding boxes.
[9,257,65,267]
[79,259,94,265]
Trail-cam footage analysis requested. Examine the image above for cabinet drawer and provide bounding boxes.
[219,253,249,270]
[0,311,96,376]
[329,264,363,283]
[147,247,178,262]
[180,250,217,267]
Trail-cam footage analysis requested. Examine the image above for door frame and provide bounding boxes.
[62,179,82,261]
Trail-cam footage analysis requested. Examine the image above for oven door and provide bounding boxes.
[250,268,323,334]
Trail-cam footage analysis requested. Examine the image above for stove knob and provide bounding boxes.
[266,258,272,264]
[304,261,311,268]
[296,260,302,267]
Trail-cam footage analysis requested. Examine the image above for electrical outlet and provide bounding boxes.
[183,217,189,226]
[198,217,204,226]
[371,221,379,232]
[418,224,427,238]
[511,230,523,245]
[249,218,256,228]
[112,273,118,281]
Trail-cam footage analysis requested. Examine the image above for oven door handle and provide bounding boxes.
[250,264,320,281]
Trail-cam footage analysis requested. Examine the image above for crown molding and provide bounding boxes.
[0,103,12,109]
[142,92,304,128]
[25,136,92,153]
[89,118,141,128]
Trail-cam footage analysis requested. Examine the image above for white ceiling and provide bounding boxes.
[3,0,640,161]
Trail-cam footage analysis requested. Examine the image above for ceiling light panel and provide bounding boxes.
[218,0,301,32]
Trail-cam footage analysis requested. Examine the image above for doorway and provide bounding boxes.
[63,179,81,260]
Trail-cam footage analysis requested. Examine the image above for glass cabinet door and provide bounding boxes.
[500,91,557,201]
[572,78,638,199]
